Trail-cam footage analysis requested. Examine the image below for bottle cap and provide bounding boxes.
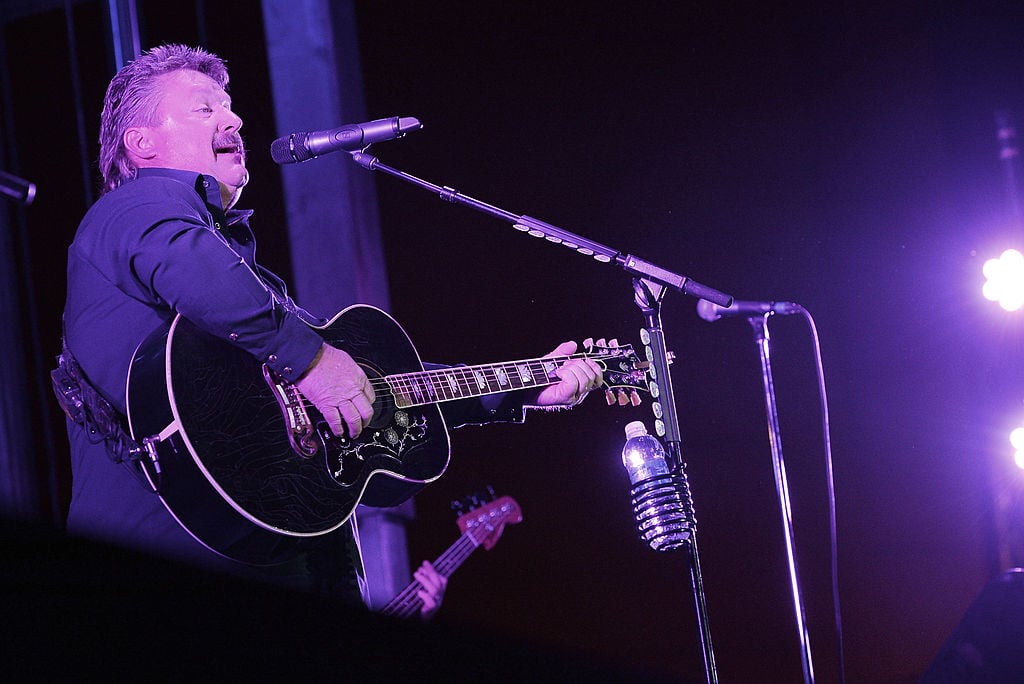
[624,420,648,440]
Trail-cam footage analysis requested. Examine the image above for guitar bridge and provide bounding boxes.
[263,366,319,458]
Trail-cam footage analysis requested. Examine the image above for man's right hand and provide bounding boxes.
[295,343,375,438]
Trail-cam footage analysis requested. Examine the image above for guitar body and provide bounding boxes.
[127,305,449,565]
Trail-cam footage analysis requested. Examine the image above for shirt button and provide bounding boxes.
[228,332,239,341]
[202,180,210,188]
[268,354,278,363]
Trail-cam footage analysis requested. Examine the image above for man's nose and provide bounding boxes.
[220,109,243,132]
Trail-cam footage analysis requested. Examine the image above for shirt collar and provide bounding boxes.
[134,167,253,227]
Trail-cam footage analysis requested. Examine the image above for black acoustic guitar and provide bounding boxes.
[127,304,646,565]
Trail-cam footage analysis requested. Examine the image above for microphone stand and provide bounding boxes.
[634,278,718,683]
[749,314,815,684]
[347,149,728,683]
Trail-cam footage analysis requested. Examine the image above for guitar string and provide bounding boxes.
[368,352,579,390]
[364,348,631,397]
[383,533,482,618]
[291,351,606,411]
[289,347,635,417]
[384,522,497,617]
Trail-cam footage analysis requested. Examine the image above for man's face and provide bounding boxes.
[134,69,249,208]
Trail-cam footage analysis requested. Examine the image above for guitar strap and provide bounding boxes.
[51,334,152,489]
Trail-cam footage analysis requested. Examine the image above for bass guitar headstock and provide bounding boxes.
[451,488,523,551]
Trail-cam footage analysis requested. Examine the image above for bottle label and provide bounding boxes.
[627,460,670,482]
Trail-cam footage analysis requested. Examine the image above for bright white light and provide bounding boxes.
[1011,428,1024,470]
[982,249,1024,311]
[1010,427,1024,450]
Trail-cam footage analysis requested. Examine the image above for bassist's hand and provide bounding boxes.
[414,560,447,620]
[296,343,375,438]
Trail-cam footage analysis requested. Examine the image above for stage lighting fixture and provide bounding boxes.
[1009,427,1024,470]
[982,249,1024,311]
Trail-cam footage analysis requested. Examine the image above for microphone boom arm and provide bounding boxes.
[348,151,733,307]
[348,147,723,683]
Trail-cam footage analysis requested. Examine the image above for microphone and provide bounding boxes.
[270,116,422,164]
[696,298,800,322]
[0,169,35,206]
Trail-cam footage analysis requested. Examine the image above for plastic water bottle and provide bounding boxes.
[621,420,693,551]
[622,420,672,483]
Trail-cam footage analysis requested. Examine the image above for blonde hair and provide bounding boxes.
[98,44,229,193]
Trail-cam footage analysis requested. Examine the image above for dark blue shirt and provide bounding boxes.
[62,167,523,601]
[63,168,343,589]
[65,168,323,413]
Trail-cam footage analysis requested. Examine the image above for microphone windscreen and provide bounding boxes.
[270,133,314,164]
[270,135,295,164]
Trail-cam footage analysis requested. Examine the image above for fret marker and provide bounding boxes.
[496,368,509,387]
[474,370,487,390]
[516,364,532,383]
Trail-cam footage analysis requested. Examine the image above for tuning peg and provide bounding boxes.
[453,493,474,512]
[629,390,642,406]
[617,389,629,406]
[605,389,616,405]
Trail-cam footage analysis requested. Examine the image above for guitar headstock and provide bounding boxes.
[452,492,523,551]
[583,338,650,407]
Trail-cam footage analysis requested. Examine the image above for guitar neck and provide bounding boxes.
[386,354,578,409]
[380,531,482,618]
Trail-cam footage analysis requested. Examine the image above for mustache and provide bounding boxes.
[214,134,246,158]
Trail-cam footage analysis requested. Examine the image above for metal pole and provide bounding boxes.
[635,278,718,683]
[750,314,815,683]
[106,0,140,70]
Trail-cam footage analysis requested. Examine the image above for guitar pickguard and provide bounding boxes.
[327,408,430,485]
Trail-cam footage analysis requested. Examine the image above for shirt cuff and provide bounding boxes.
[260,313,323,383]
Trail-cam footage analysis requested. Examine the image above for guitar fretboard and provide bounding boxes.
[385,356,566,409]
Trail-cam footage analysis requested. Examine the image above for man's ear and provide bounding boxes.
[123,127,157,162]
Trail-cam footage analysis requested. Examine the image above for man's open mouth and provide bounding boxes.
[214,140,244,156]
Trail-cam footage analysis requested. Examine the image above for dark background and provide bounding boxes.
[7,1,1024,681]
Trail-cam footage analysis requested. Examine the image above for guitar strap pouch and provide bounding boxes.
[51,337,152,488]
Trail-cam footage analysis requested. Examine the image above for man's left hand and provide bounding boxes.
[529,340,604,408]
